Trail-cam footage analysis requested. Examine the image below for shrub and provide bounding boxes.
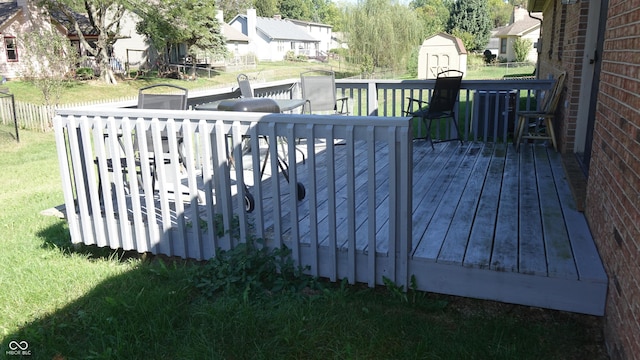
[76,67,94,80]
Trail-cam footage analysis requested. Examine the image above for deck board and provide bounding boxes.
[464,144,506,269]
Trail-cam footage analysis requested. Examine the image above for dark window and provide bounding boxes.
[5,37,17,61]
[500,38,507,54]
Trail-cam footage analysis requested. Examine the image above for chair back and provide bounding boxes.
[137,84,188,155]
[237,73,254,98]
[427,70,463,115]
[539,72,566,114]
[137,84,188,110]
[300,70,339,113]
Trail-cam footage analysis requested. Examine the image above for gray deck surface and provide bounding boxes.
[105,139,608,315]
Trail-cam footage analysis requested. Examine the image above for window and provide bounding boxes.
[500,38,507,54]
[5,37,17,61]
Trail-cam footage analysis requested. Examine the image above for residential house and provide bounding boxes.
[229,9,320,61]
[0,0,50,79]
[529,0,640,357]
[492,6,542,63]
[0,0,149,79]
[287,18,332,57]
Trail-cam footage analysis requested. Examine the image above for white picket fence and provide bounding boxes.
[0,96,137,132]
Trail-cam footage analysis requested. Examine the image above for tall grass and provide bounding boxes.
[0,124,608,359]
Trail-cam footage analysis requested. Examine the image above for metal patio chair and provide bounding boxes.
[404,69,464,149]
[237,73,254,98]
[513,72,566,151]
[300,70,349,115]
[97,84,189,196]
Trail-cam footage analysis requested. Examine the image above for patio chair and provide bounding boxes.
[300,70,349,115]
[237,73,254,98]
[404,69,464,149]
[97,84,189,199]
[136,84,189,190]
[513,72,566,152]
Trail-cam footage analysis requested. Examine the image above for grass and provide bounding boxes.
[0,124,608,359]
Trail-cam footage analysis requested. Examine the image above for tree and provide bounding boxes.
[278,0,312,20]
[513,37,532,62]
[134,0,226,77]
[20,27,79,106]
[39,0,127,84]
[255,0,279,18]
[410,0,450,38]
[217,0,253,22]
[446,0,492,52]
[344,0,422,74]
[489,0,512,28]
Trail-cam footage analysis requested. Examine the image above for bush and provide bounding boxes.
[76,67,94,80]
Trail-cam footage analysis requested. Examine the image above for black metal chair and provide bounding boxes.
[404,70,464,149]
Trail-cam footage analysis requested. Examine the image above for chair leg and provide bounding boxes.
[451,116,463,145]
[545,117,557,151]
[423,117,435,149]
[514,116,525,152]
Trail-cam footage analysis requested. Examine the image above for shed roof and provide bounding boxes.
[423,32,467,54]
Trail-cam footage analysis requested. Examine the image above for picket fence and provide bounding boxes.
[0,96,136,132]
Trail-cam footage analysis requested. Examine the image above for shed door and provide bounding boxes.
[428,54,450,78]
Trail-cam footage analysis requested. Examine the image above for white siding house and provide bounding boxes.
[492,7,542,63]
[287,18,332,56]
[229,9,320,61]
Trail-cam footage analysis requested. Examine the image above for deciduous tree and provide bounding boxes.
[20,27,79,105]
[38,0,127,84]
[344,0,421,74]
[134,0,226,77]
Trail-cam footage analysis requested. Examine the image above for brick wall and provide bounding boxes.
[537,1,589,154]
[585,0,640,358]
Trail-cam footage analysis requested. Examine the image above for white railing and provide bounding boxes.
[54,108,412,287]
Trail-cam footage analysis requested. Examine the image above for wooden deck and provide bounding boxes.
[283,140,607,315]
[405,141,607,315]
[189,139,607,315]
[95,138,608,315]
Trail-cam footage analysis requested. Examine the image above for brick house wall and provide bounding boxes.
[536,0,589,154]
[535,0,640,357]
[585,0,640,357]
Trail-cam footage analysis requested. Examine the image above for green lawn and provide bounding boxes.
[0,125,608,359]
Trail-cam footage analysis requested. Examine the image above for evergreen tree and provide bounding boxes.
[446,0,492,51]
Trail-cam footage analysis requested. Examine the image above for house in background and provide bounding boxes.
[492,6,542,63]
[529,0,640,357]
[0,0,49,79]
[417,32,467,79]
[0,0,149,79]
[287,18,332,58]
[229,9,320,61]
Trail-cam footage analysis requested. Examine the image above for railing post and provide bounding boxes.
[367,82,378,116]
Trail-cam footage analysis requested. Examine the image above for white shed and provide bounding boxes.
[418,33,467,79]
